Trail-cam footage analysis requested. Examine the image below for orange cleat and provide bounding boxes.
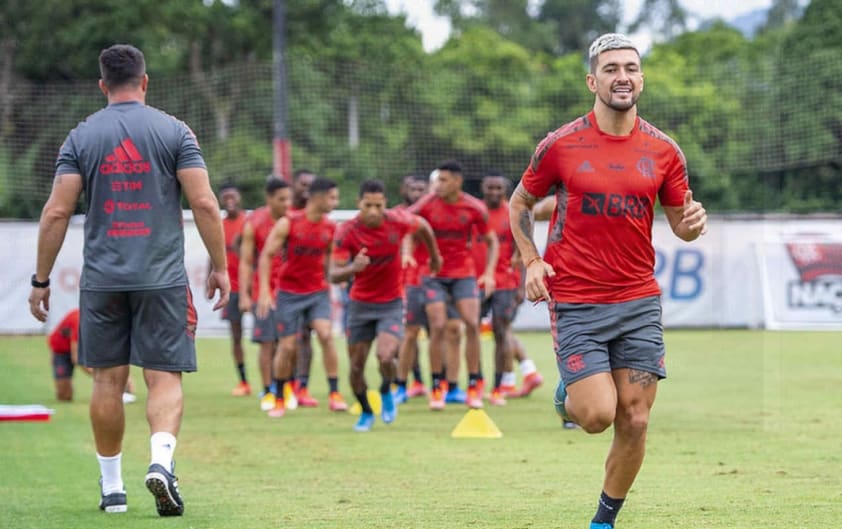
[296,386,319,407]
[267,399,286,418]
[466,385,484,409]
[498,384,518,398]
[428,387,445,410]
[519,372,544,397]
[231,381,251,397]
[328,392,348,412]
[489,387,507,406]
[406,380,428,398]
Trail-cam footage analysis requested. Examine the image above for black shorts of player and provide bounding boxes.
[422,276,480,305]
[251,302,278,344]
[551,295,667,386]
[52,352,74,379]
[221,292,242,322]
[346,298,404,344]
[480,288,518,323]
[274,289,332,338]
[79,286,198,372]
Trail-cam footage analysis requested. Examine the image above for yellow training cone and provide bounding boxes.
[451,409,503,439]
[348,390,382,416]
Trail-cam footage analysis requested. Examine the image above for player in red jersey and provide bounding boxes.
[471,173,543,406]
[509,34,708,529]
[216,183,250,397]
[410,160,499,410]
[256,177,348,417]
[330,180,441,431]
[238,177,291,411]
[47,308,136,402]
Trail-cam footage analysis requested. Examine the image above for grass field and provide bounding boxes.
[2,330,841,529]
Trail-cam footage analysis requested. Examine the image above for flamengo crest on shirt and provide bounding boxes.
[99,138,151,174]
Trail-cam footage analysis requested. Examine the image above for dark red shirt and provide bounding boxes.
[246,206,283,299]
[277,210,335,294]
[333,209,419,302]
[223,213,246,293]
[472,201,519,290]
[48,309,79,355]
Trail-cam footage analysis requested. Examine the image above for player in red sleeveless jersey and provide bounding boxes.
[509,34,708,529]
[238,177,291,411]
[330,180,441,431]
[256,177,348,417]
[410,161,499,410]
[215,183,250,397]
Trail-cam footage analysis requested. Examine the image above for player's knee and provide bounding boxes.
[56,386,73,401]
[615,406,650,438]
[577,408,615,434]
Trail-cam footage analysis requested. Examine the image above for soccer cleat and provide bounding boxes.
[98,479,127,514]
[466,385,483,409]
[267,399,286,418]
[590,523,613,529]
[145,463,184,517]
[498,383,519,398]
[283,382,298,410]
[231,381,251,397]
[393,385,408,405]
[122,392,137,404]
[563,421,579,430]
[328,392,348,412]
[519,372,544,397]
[488,387,507,406]
[295,386,319,407]
[553,378,572,423]
[406,380,428,398]
[445,386,467,404]
[259,392,276,411]
[380,391,397,424]
[354,412,375,432]
[428,387,445,410]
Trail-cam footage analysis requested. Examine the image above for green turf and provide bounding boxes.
[1,330,841,528]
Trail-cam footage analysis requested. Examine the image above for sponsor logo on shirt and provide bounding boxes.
[636,157,656,178]
[99,138,151,175]
[576,160,595,173]
[581,193,651,219]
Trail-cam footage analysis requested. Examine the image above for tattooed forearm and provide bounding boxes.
[518,209,534,239]
[628,369,658,388]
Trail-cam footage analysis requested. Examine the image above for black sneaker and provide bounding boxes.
[145,463,184,516]
[98,479,127,513]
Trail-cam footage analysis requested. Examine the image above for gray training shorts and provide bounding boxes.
[551,295,666,385]
[79,286,198,372]
[251,302,278,344]
[275,289,332,338]
[346,298,404,344]
[480,288,518,322]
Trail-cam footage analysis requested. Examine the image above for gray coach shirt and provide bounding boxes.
[56,101,206,291]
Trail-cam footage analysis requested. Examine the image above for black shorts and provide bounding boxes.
[480,288,518,322]
[346,298,404,344]
[52,352,74,379]
[79,286,198,372]
[221,292,242,322]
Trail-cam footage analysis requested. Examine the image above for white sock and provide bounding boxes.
[97,453,124,494]
[150,432,177,470]
[519,359,537,377]
[500,372,516,386]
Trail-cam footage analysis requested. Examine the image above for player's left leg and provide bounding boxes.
[453,278,483,408]
[311,317,348,411]
[52,352,75,401]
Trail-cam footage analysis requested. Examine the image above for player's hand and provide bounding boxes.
[239,293,252,313]
[428,252,442,275]
[207,269,230,311]
[351,248,371,272]
[524,257,554,303]
[28,286,51,322]
[255,291,275,320]
[401,253,417,269]
[681,190,708,238]
[480,273,496,299]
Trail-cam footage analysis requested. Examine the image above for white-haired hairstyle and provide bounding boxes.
[588,33,640,73]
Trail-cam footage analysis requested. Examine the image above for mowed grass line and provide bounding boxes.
[1,330,840,529]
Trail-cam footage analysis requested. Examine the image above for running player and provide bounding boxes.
[256,177,348,417]
[410,161,499,409]
[330,180,441,431]
[217,183,250,396]
[238,177,291,411]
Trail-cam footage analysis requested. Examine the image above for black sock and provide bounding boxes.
[273,378,288,399]
[297,375,309,389]
[468,372,480,388]
[355,391,373,414]
[412,365,423,383]
[431,373,442,390]
[379,379,391,395]
[494,372,502,388]
[592,491,625,527]
[264,385,271,394]
[328,377,339,393]
[395,378,407,390]
[448,381,459,392]
[236,363,247,383]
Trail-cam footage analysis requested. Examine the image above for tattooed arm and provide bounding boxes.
[509,183,555,303]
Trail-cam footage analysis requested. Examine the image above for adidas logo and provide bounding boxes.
[576,160,595,173]
[99,138,151,174]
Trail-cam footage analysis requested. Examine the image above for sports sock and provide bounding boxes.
[412,365,423,383]
[468,373,480,388]
[274,378,288,398]
[431,373,442,390]
[263,385,271,394]
[236,362,247,383]
[328,377,339,393]
[150,432,177,471]
[97,452,124,494]
[500,371,516,387]
[519,359,537,377]
[355,391,373,414]
[592,491,625,527]
[297,375,309,389]
[447,380,459,392]
[395,378,407,390]
[494,372,503,388]
[379,379,391,395]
